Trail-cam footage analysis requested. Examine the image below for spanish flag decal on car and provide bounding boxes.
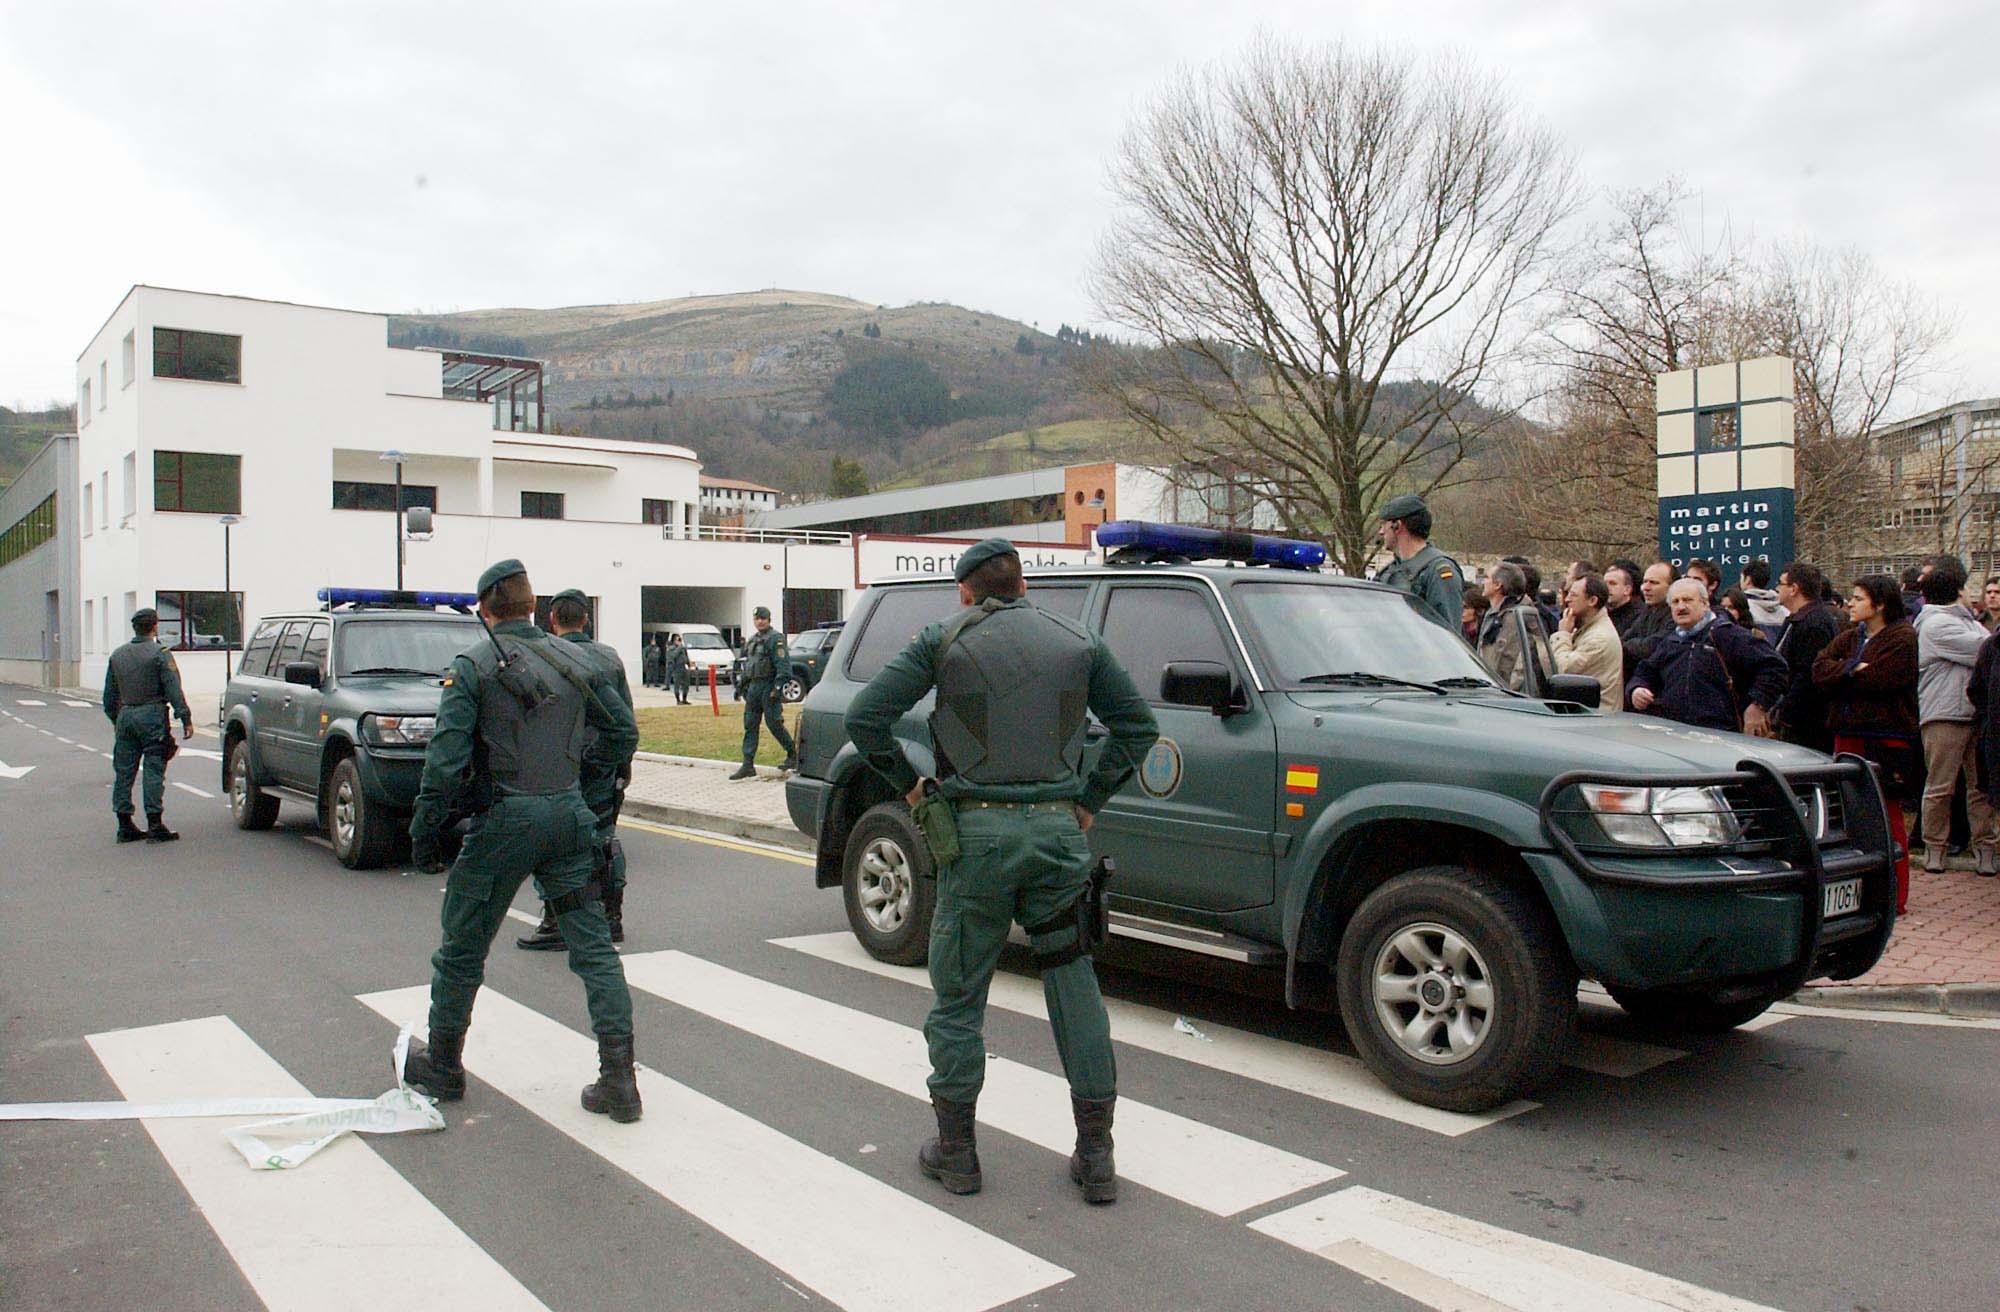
[1284,765,1319,794]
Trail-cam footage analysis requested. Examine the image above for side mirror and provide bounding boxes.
[1546,673,1601,709]
[283,661,322,689]
[1161,660,1245,716]
[403,505,434,535]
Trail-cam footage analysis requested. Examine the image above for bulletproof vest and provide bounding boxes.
[109,640,167,706]
[564,635,629,747]
[931,601,1094,786]
[745,630,781,681]
[469,634,589,794]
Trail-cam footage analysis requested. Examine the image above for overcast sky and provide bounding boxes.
[3,0,1994,411]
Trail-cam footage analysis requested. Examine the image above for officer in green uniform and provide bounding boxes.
[518,589,637,949]
[400,561,645,1122]
[102,607,194,843]
[1373,493,1463,633]
[730,606,797,779]
[845,538,1159,1204]
[666,635,692,704]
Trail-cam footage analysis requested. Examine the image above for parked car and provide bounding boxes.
[779,623,844,703]
[657,622,735,685]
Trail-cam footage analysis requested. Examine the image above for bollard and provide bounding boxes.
[709,665,720,716]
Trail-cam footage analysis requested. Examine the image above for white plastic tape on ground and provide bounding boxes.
[4,1024,446,1170]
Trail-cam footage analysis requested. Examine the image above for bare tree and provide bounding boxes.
[1082,39,1576,573]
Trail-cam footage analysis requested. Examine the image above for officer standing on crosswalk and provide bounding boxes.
[400,560,644,1122]
[102,606,194,844]
[517,588,637,950]
[845,538,1158,1204]
[1372,493,1463,632]
[730,605,797,779]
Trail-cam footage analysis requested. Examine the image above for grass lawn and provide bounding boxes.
[636,700,797,765]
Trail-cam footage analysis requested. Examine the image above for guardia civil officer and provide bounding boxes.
[666,634,692,704]
[400,561,645,1121]
[845,538,1158,1203]
[518,588,637,949]
[730,606,797,779]
[102,607,194,843]
[1373,493,1463,632]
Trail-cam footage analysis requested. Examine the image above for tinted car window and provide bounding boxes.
[239,621,283,679]
[336,619,482,677]
[1233,582,1494,687]
[271,621,308,672]
[847,585,958,681]
[1100,585,1234,700]
[301,622,330,674]
[1028,583,1087,620]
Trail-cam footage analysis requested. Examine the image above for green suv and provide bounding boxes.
[785,527,1896,1111]
[219,589,484,869]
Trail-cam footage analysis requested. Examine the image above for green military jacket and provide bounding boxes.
[410,619,639,840]
[741,627,787,684]
[561,630,638,819]
[102,637,192,725]
[1376,542,1463,633]
[845,596,1160,810]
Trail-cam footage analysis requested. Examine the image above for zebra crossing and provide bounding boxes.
[73,935,1800,1312]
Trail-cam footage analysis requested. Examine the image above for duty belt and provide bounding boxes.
[952,799,1074,813]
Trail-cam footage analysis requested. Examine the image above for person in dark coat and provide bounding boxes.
[1814,575,1921,912]
[642,639,664,688]
[1967,629,2000,877]
[1621,562,1678,672]
[1771,561,1844,753]
[1627,579,1786,733]
[1605,560,1646,641]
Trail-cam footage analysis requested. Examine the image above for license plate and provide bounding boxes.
[1822,878,1862,918]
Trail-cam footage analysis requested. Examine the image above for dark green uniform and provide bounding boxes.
[739,626,796,764]
[103,635,192,819]
[560,629,635,896]
[411,619,639,1039]
[845,596,1158,1105]
[666,641,692,703]
[1376,542,1464,632]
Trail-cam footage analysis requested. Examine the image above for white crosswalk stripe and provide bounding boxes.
[620,949,1342,1215]
[87,1015,549,1312]
[358,985,1070,1312]
[1251,1186,1783,1311]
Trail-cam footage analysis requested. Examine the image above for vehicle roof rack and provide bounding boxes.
[1095,521,1327,571]
[317,587,478,613]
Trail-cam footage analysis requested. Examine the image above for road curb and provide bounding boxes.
[635,750,788,780]
[620,797,813,853]
[1789,982,2000,1019]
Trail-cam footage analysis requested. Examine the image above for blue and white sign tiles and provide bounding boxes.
[1655,356,1796,587]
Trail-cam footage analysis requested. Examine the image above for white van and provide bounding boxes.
[658,623,736,684]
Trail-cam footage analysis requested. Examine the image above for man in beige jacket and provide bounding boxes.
[1551,574,1624,713]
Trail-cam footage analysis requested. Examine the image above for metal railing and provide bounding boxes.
[660,524,852,546]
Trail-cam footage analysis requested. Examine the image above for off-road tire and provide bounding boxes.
[842,802,936,965]
[778,676,807,704]
[1606,985,1786,1034]
[326,756,395,870]
[228,739,280,830]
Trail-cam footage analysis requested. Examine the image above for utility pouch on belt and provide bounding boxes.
[912,779,960,869]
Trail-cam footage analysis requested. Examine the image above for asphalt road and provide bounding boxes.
[2,684,1994,1312]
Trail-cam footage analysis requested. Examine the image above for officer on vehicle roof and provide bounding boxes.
[400,560,644,1122]
[1373,493,1463,632]
[845,537,1159,1204]
[731,605,797,779]
[517,588,638,950]
[102,606,194,844]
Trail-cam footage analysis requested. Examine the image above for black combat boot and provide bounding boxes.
[728,759,757,781]
[779,752,800,773]
[603,884,625,944]
[581,1034,643,1122]
[514,907,565,951]
[918,1095,982,1195]
[1069,1095,1117,1204]
[116,815,145,843]
[145,814,180,843]
[402,1027,466,1101]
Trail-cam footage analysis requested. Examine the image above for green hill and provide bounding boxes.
[0,406,73,491]
[878,419,1149,489]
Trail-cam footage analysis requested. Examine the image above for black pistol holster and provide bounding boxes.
[1028,856,1115,971]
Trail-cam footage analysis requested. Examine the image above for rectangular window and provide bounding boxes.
[332,480,438,512]
[79,378,91,423]
[1100,585,1234,701]
[100,474,109,527]
[153,327,242,383]
[122,331,136,385]
[122,453,136,518]
[154,589,244,652]
[0,493,57,567]
[300,622,330,674]
[83,482,94,535]
[239,620,283,679]
[848,584,960,681]
[84,600,95,653]
[98,361,107,408]
[271,620,308,672]
[521,490,564,520]
[643,497,673,526]
[154,451,242,513]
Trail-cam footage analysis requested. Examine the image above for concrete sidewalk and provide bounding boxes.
[624,752,808,851]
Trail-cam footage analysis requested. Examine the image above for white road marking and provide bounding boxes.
[0,759,36,780]
[17,699,46,705]
[173,782,215,799]
[1565,1031,1687,1078]
[74,742,97,753]
[302,834,333,850]
[63,700,90,707]
[179,747,224,761]
[1766,1001,1999,1030]
[623,950,1340,1216]
[1251,1186,1783,1312]
[1735,1013,1794,1032]
[86,1015,549,1312]
[55,736,73,744]
[774,932,1533,1136]
[358,986,1069,1312]
[504,908,541,927]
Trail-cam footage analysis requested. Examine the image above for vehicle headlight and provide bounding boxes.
[1576,783,1742,848]
[363,714,436,745]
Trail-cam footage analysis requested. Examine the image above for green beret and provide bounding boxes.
[476,558,527,598]
[1378,494,1429,522]
[551,588,588,608]
[130,607,158,627]
[752,605,772,620]
[953,537,1019,583]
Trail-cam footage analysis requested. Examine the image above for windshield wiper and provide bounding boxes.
[343,666,441,678]
[1298,671,1447,695]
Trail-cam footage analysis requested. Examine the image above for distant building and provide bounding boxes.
[699,475,782,524]
[0,431,80,686]
[1849,397,2000,578]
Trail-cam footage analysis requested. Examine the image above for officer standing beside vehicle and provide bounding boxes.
[845,538,1159,1204]
[102,606,194,843]
[518,588,637,950]
[1373,494,1463,633]
[730,606,797,779]
[400,560,644,1122]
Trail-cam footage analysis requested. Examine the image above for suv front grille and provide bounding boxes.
[1721,782,1844,846]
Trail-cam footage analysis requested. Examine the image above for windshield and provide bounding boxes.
[679,632,728,650]
[335,619,480,677]
[1232,582,1496,689]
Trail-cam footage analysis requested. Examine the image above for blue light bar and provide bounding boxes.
[317,588,479,608]
[1096,521,1327,570]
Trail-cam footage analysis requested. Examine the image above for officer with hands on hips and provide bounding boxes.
[730,605,797,779]
[400,560,644,1122]
[103,606,194,843]
[845,537,1159,1204]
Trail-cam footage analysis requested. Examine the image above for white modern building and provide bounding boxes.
[699,475,782,522]
[53,286,853,698]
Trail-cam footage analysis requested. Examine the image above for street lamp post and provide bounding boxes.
[219,514,242,680]
[379,450,406,589]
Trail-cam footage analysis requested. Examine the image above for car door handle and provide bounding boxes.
[1085,725,1109,741]
[282,696,294,708]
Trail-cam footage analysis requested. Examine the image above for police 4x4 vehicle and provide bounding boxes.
[220,589,485,869]
[787,523,1897,1112]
